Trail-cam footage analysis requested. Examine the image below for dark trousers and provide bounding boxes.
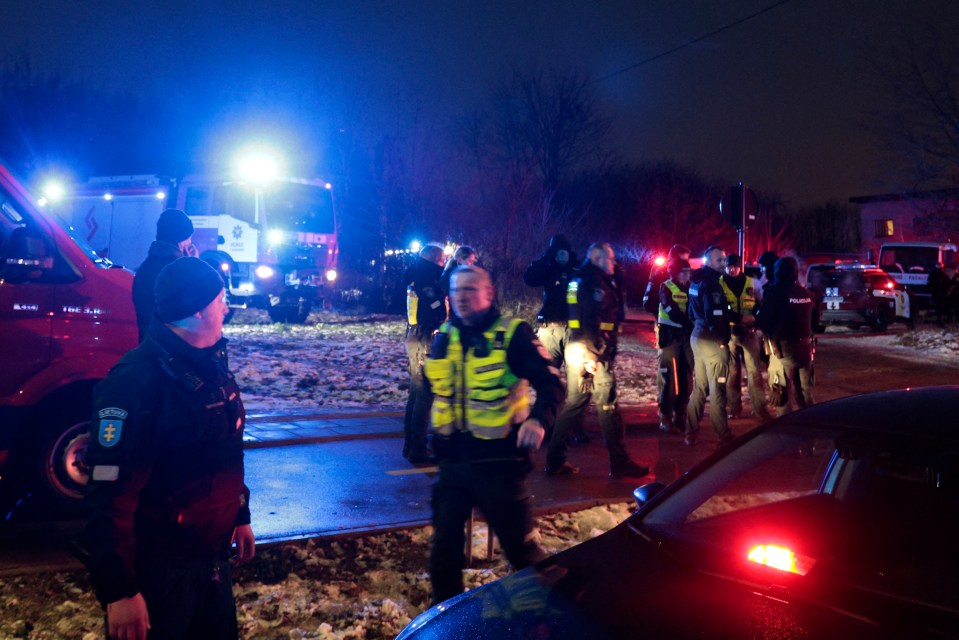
[404,327,433,459]
[658,339,693,430]
[547,355,630,469]
[429,458,545,604]
[131,555,237,640]
[768,342,814,416]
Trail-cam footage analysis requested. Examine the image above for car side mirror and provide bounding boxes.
[634,482,666,508]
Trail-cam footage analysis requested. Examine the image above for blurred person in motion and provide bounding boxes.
[522,234,589,444]
[656,258,694,434]
[132,209,198,343]
[756,256,819,417]
[686,245,734,447]
[545,243,649,479]
[440,245,477,295]
[74,257,254,640]
[721,254,771,421]
[402,244,448,464]
[424,266,564,604]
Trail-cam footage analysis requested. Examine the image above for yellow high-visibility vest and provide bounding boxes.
[721,275,758,319]
[658,280,688,328]
[424,317,530,439]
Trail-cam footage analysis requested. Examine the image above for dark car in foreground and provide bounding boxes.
[805,262,910,332]
[399,387,959,639]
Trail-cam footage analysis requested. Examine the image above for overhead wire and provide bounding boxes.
[594,0,793,83]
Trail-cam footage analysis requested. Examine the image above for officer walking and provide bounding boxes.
[545,243,649,479]
[132,209,198,343]
[686,245,734,447]
[74,257,254,640]
[402,244,448,463]
[755,257,819,416]
[657,258,694,434]
[424,266,564,604]
[721,255,771,422]
[522,234,588,444]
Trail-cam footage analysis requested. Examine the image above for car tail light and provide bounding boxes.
[747,544,816,575]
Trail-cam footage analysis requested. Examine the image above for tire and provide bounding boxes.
[31,402,93,515]
[870,305,891,332]
[293,298,313,324]
[813,323,826,335]
[267,304,293,323]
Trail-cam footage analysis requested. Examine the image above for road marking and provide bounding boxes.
[386,466,438,476]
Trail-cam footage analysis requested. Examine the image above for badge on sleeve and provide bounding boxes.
[97,408,129,448]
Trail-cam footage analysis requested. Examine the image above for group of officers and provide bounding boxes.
[648,243,819,448]
[72,208,822,637]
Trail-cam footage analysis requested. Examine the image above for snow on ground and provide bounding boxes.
[0,504,633,640]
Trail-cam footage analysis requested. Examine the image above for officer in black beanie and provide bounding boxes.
[75,257,254,640]
[132,209,197,342]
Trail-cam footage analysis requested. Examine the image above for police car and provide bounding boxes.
[805,262,910,332]
[398,387,959,639]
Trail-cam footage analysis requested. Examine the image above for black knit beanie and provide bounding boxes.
[156,209,194,244]
[154,257,224,322]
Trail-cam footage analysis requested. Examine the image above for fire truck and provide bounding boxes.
[0,161,138,514]
[57,172,339,323]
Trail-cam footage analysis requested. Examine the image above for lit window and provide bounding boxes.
[875,219,894,238]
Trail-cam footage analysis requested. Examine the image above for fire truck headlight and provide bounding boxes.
[42,181,66,203]
[325,269,337,282]
[254,265,276,279]
[267,229,287,245]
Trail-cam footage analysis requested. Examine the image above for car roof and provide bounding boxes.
[775,386,959,440]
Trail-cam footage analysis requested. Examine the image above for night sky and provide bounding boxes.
[2,0,956,206]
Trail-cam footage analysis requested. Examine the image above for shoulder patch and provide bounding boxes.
[593,288,605,302]
[97,407,128,448]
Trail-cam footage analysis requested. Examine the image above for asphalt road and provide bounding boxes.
[2,318,956,576]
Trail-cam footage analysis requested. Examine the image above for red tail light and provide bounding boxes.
[747,544,815,575]
[654,256,666,267]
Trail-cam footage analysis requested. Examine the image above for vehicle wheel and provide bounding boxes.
[31,402,92,515]
[293,298,313,324]
[871,306,891,332]
[813,323,826,335]
[267,304,293,323]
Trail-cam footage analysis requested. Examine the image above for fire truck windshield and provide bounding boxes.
[206,181,334,235]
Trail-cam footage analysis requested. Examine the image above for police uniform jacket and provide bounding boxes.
[132,241,182,343]
[426,307,565,462]
[404,257,447,333]
[688,265,733,343]
[755,281,819,344]
[74,321,250,606]
[658,279,692,347]
[721,272,759,338]
[568,261,623,361]
[522,252,579,324]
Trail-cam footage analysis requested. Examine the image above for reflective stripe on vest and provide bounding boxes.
[720,275,757,317]
[658,280,688,328]
[566,280,581,328]
[423,317,531,439]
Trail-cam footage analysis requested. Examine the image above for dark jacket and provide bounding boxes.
[404,257,447,332]
[73,322,250,606]
[523,249,579,324]
[756,258,819,364]
[568,260,623,360]
[428,306,565,461]
[132,241,183,343]
[688,265,732,343]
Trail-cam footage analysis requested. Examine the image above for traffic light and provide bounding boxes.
[720,183,758,230]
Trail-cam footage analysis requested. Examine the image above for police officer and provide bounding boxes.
[686,245,734,447]
[642,243,691,314]
[402,244,448,463]
[657,258,694,434]
[440,245,477,295]
[522,234,588,444]
[545,243,649,479]
[424,266,564,604]
[74,257,254,640]
[132,209,197,343]
[755,257,819,416]
[721,254,771,422]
